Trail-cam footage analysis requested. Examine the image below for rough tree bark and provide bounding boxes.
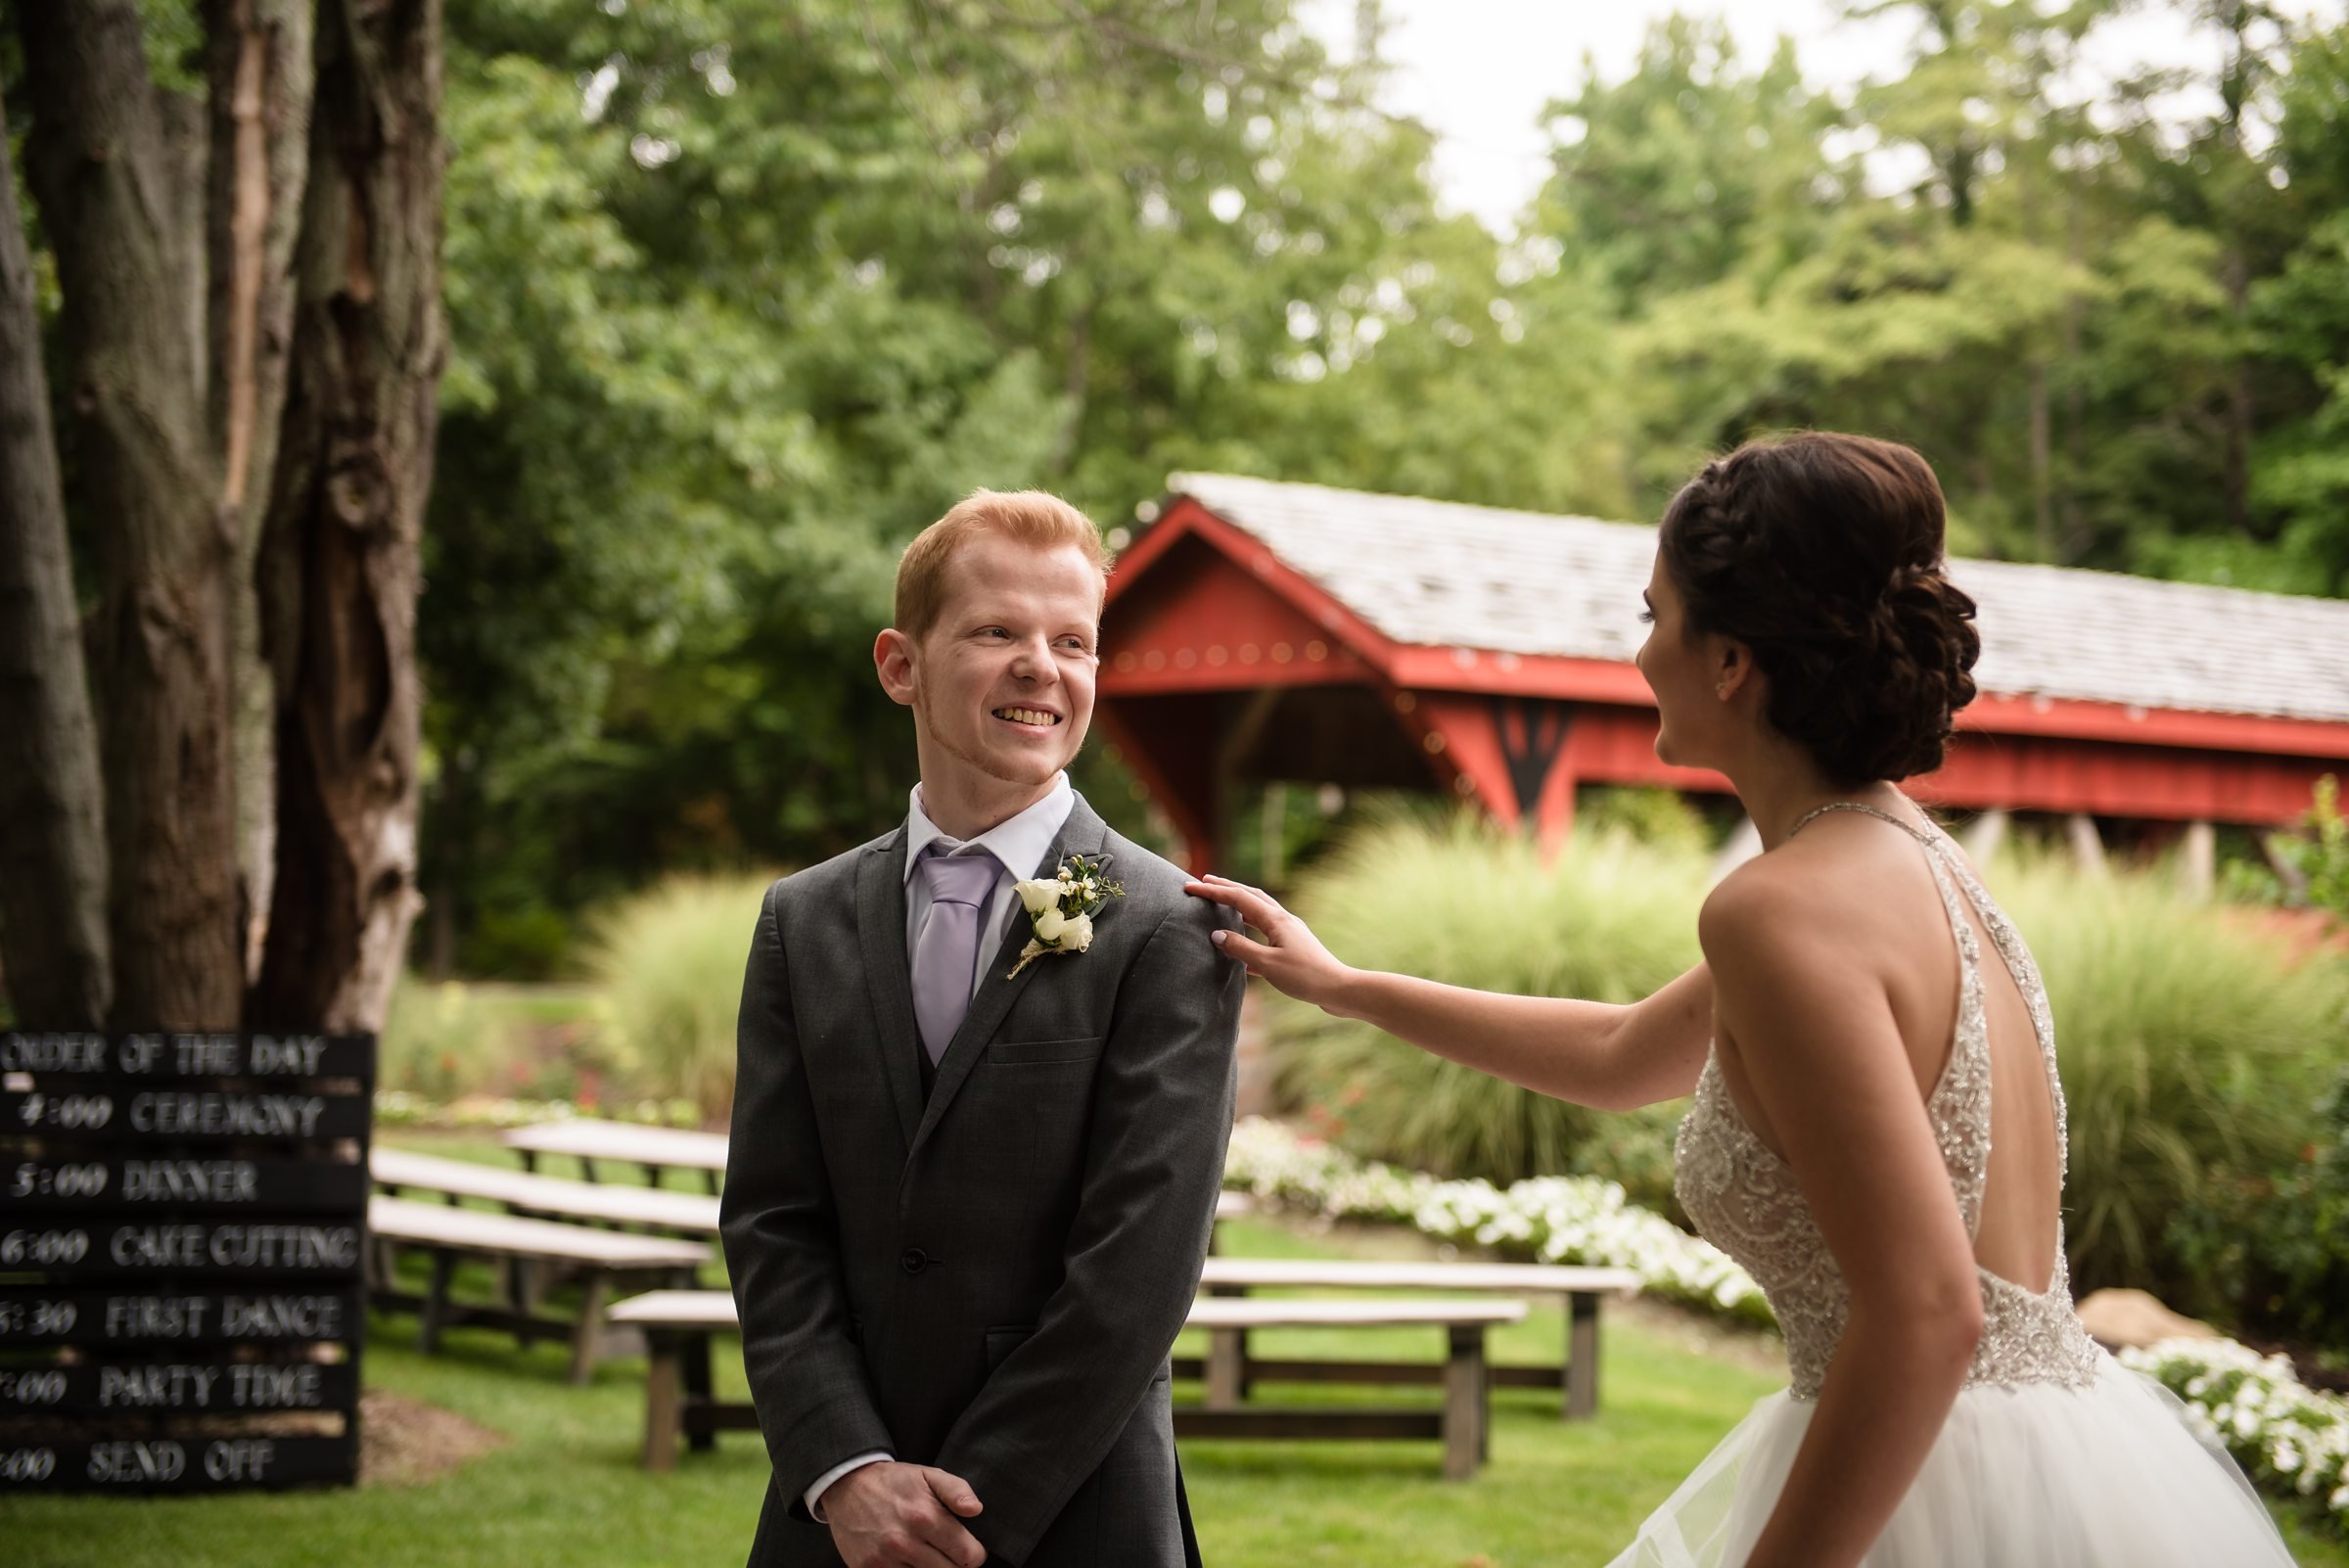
[0,85,112,1029]
[20,0,243,1030]
[248,0,442,1033]
[207,0,316,984]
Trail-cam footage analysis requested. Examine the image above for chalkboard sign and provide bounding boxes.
[0,1032,372,1493]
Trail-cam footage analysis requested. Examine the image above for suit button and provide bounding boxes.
[899,1248,927,1275]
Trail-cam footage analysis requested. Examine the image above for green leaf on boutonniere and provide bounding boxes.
[1007,853,1127,978]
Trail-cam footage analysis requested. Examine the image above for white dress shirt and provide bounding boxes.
[902,771,1077,986]
[803,772,1078,1521]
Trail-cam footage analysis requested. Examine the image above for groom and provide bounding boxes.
[721,490,1245,1568]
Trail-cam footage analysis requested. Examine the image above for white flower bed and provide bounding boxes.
[373,1090,703,1130]
[2121,1337,2349,1532]
[1221,1116,1773,1324]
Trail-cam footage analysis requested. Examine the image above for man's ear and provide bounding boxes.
[875,627,919,708]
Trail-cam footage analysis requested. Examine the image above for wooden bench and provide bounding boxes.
[503,1119,730,1192]
[607,1290,760,1471]
[605,1289,1523,1480]
[1176,1296,1525,1480]
[372,1146,721,1236]
[1190,1258,1639,1419]
[367,1195,709,1383]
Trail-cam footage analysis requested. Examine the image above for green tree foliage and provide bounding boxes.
[400,0,2349,971]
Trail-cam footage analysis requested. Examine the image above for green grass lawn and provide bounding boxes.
[10,1136,2346,1566]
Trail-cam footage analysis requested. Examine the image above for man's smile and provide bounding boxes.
[992,705,1063,729]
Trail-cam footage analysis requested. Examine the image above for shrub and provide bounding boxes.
[2188,1065,2349,1356]
[1988,848,2349,1306]
[379,975,529,1101]
[1268,809,1705,1185]
[1575,784,1718,856]
[379,975,617,1105]
[579,870,777,1121]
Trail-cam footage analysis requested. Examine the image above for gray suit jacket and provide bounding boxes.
[721,791,1244,1567]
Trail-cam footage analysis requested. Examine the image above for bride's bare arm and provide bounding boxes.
[1182,874,1713,1112]
[1699,863,1985,1568]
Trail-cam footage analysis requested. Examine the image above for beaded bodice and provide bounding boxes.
[1673,802,2103,1402]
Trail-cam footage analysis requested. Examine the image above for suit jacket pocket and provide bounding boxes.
[984,1324,1037,1371]
[986,1037,1104,1067]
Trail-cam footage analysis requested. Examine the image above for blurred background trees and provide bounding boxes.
[11,0,2349,983]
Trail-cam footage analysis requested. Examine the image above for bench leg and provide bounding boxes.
[518,1150,538,1176]
[1444,1324,1488,1482]
[1206,1327,1245,1410]
[1567,1293,1600,1420]
[419,1250,459,1355]
[578,1157,600,1183]
[507,1258,539,1347]
[642,1330,682,1472]
[682,1329,716,1453]
[570,1272,612,1385]
[1205,1281,1254,1401]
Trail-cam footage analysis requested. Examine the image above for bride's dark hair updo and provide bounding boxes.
[1658,432,1982,787]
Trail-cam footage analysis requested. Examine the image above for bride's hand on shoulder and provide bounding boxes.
[1183,874,1355,1011]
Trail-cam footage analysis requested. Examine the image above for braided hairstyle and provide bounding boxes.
[1658,433,1982,787]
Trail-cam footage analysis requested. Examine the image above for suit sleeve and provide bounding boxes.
[719,879,897,1517]
[936,893,1245,1563]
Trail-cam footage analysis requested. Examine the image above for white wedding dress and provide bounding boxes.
[1609,802,2295,1568]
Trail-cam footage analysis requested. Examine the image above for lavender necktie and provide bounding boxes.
[911,847,1004,1065]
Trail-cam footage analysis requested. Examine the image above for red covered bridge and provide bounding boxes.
[1095,474,2349,875]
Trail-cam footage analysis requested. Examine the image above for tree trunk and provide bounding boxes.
[20,0,243,1030]
[248,0,442,1034]
[207,0,316,985]
[0,85,112,1029]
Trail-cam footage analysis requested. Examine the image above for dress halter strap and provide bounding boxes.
[1785,799,1940,848]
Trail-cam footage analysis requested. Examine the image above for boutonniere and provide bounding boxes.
[1006,853,1126,979]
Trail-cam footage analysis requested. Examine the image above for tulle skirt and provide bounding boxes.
[1606,1356,2295,1567]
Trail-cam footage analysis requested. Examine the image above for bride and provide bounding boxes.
[1185,432,2295,1567]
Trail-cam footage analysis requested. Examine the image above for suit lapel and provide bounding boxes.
[905,794,1112,1164]
[853,828,926,1151]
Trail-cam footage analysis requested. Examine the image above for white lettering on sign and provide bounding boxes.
[249,1037,329,1075]
[207,1225,357,1270]
[120,1161,259,1203]
[229,1363,321,1407]
[97,1364,223,1408]
[86,1440,186,1483]
[109,1225,198,1268]
[104,1297,208,1339]
[128,1093,326,1137]
[221,1295,344,1338]
[203,1439,275,1481]
[0,1035,106,1073]
[108,1224,358,1270]
[171,1036,243,1075]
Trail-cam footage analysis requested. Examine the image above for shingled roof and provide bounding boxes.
[1166,472,2349,727]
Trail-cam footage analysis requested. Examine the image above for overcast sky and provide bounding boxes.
[1297,0,2349,234]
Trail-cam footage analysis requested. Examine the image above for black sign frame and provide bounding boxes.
[0,1032,374,1494]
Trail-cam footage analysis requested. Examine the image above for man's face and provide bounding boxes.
[901,531,1102,791]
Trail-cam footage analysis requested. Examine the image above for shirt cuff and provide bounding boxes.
[806,1452,893,1522]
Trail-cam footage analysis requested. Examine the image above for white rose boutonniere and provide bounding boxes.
[1007,853,1124,979]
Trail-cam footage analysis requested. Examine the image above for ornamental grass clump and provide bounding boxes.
[1268,809,1705,1185]
[1986,848,2349,1304]
[581,870,779,1121]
